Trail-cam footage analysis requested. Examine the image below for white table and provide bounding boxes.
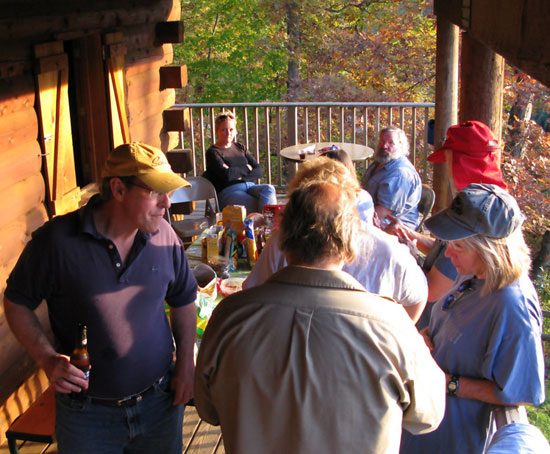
[279,142,373,163]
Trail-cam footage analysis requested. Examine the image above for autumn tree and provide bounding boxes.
[176,0,436,103]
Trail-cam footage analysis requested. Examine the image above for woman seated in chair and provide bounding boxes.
[203,111,277,213]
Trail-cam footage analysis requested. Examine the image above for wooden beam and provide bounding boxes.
[166,148,193,174]
[459,32,505,141]
[433,16,459,214]
[163,106,191,131]
[155,21,184,44]
[0,61,26,79]
[159,65,187,90]
[435,0,550,87]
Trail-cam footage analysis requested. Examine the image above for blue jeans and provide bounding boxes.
[218,182,277,213]
[55,373,184,454]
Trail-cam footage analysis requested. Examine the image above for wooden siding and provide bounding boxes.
[0,0,183,445]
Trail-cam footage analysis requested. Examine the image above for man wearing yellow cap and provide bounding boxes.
[4,143,198,454]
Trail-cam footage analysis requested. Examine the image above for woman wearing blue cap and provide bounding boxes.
[400,183,545,454]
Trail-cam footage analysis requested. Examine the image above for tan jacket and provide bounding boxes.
[195,266,445,454]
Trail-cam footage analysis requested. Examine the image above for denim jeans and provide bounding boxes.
[55,373,184,454]
[218,182,277,213]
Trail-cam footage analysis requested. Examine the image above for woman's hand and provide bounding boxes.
[385,215,414,242]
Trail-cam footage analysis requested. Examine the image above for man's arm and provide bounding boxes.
[384,215,435,255]
[444,373,513,405]
[401,326,446,435]
[403,302,426,323]
[421,329,524,406]
[170,302,197,405]
[374,205,393,224]
[426,267,454,303]
[3,298,88,393]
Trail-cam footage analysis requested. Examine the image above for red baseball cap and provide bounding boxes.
[427,120,507,191]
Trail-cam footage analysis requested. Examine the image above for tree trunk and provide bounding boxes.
[286,1,300,99]
[506,93,533,158]
[531,230,550,282]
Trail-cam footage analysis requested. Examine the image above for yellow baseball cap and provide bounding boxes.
[102,142,190,193]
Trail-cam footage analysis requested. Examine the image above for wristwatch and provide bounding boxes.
[447,375,460,396]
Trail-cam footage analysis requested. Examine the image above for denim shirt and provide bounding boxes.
[361,155,421,229]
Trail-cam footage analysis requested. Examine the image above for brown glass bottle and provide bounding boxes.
[70,323,90,398]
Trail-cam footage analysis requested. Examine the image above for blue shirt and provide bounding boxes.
[401,274,545,454]
[488,423,550,454]
[357,189,375,224]
[5,195,198,398]
[361,156,421,229]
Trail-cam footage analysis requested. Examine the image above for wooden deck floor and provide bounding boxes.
[0,406,224,454]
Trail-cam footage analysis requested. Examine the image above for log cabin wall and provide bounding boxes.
[0,0,183,444]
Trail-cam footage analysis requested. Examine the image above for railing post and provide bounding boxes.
[209,107,215,145]
[316,106,321,142]
[188,109,197,175]
[276,107,283,187]
[264,107,272,185]
[243,107,250,151]
[174,102,434,188]
[328,107,332,142]
[199,108,206,171]
[339,107,345,142]
[304,107,309,143]
[287,106,298,146]
[412,107,418,169]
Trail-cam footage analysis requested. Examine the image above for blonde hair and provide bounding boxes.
[459,228,531,295]
[289,157,360,196]
[280,181,360,265]
[214,110,236,130]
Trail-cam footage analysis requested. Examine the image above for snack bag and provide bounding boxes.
[192,264,218,338]
[243,217,257,266]
[222,205,247,233]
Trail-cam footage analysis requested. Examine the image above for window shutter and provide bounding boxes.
[104,33,130,148]
[34,41,81,216]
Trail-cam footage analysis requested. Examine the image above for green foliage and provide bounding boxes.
[176,0,287,102]
[527,366,550,440]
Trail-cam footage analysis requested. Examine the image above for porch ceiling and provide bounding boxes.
[435,0,550,87]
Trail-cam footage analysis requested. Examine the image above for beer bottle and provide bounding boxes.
[70,323,90,398]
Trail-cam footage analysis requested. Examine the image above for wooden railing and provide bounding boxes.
[168,102,435,188]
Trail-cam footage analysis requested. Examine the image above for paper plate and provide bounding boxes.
[220,277,245,296]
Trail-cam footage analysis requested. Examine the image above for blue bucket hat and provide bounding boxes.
[425,183,524,241]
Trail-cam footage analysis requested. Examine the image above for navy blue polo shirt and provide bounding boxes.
[5,195,198,398]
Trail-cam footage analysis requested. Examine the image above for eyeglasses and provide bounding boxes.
[442,278,475,310]
[127,181,173,200]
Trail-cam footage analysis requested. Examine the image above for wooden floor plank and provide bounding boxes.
[1,406,223,454]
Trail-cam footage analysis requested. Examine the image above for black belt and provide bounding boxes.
[85,375,166,408]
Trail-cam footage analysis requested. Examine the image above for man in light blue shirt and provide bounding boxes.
[361,126,421,229]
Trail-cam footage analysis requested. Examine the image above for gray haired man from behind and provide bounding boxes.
[195,177,445,454]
